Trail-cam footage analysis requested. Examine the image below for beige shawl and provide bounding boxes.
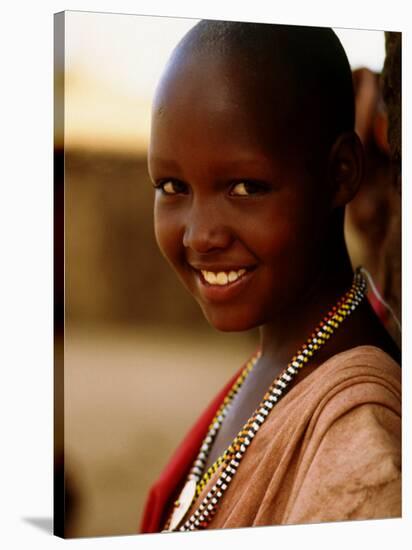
[184,345,401,528]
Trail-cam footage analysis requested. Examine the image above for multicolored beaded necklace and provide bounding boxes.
[164,268,367,532]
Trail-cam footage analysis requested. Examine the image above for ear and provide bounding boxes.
[327,131,364,208]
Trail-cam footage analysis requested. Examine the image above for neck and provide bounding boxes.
[259,225,355,368]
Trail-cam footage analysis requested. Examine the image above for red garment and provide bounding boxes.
[139,364,246,534]
[367,292,389,326]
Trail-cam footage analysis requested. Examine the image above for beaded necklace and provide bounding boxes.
[164,268,367,532]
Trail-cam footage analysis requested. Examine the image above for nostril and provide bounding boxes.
[183,225,233,253]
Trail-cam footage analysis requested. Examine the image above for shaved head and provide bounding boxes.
[157,20,355,163]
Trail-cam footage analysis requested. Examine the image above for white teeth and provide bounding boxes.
[205,272,217,284]
[216,272,228,285]
[201,269,248,286]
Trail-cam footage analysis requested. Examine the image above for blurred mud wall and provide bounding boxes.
[66,149,208,328]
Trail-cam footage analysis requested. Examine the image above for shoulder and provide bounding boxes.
[287,400,401,523]
[302,345,401,422]
[299,344,401,452]
[275,344,401,439]
[284,346,401,523]
[318,344,401,382]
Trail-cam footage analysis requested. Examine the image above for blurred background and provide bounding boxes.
[54,11,401,538]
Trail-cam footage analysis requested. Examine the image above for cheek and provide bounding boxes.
[249,210,306,261]
[250,202,327,278]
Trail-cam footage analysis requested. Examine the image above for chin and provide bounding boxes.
[202,308,260,333]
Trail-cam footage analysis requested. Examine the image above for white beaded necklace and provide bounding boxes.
[164,268,367,532]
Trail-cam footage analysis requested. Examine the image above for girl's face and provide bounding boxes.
[148,55,334,331]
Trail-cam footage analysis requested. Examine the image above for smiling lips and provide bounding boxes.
[188,262,257,302]
[200,268,247,286]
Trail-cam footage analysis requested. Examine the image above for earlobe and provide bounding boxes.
[328,131,364,208]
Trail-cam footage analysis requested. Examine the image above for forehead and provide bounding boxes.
[150,51,305,162]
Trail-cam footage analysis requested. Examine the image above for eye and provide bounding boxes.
[229,181,269,196]
[153,179,188,195]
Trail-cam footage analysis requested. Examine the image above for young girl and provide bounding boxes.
[140,20,401,533]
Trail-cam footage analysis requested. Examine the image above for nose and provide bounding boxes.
[182,200,233,253]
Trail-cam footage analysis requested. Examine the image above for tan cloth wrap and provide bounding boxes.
[186,346,401,529]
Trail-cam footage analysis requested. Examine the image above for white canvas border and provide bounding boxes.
[0,0,409,548]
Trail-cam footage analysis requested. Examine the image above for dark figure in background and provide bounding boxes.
[345,67,401,346]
